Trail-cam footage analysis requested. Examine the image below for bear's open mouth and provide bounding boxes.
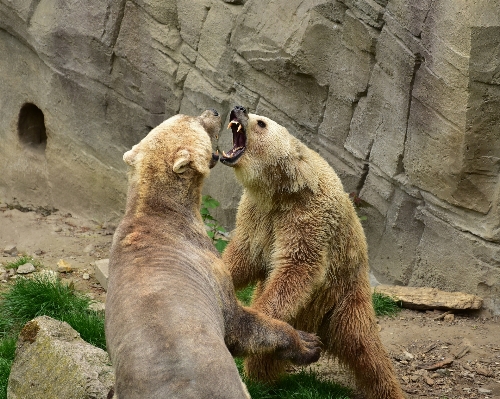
[220,113,246,166]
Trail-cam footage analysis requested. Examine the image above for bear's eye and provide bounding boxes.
[257,120,266,128]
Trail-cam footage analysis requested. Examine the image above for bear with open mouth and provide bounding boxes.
[105,109,322,399]
[219,105,405,399]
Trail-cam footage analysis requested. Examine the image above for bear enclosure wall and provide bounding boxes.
[1,0,500,313]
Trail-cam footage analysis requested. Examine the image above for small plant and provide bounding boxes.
[201,195,229,253]
[3,255,41,270]
[372,292,402,317]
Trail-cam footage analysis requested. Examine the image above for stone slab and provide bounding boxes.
[94,259,109,291]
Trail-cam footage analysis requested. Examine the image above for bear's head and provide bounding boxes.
[123,109,221,209]
[219,106,316,195]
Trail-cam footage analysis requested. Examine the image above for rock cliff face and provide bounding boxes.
[1,0,499,313]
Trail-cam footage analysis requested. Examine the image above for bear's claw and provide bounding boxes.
[289,330,322,365]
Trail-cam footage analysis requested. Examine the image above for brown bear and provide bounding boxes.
[220,105,405,399]
[105,109,322,399]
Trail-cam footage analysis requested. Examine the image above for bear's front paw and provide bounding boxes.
[289,330,322,365]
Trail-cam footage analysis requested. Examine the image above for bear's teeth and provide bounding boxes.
[227,121,240,130]
[237,124,242,132]
[222,150,228,157]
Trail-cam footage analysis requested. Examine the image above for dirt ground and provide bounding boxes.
[1,206,499,399]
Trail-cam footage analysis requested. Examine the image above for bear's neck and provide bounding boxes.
[238,146,319,209]
[125,179,204,223]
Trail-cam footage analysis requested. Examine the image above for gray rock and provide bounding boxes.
[94,259,109,291]
[3,245,17,256]
[83,244,95,254]
[16,263,35,274]
[7,316,114,399]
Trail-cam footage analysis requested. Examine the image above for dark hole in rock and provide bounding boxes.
[18,103,47,150]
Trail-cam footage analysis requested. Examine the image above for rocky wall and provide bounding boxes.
[1,0,499,313]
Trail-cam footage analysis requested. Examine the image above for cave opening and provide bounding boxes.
[17,103,47,150]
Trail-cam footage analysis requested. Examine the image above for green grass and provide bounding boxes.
[372,292,402,317]
[235,358,351,399]
[236,285,255,306]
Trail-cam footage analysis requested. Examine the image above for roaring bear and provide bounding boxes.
[220,105,405,399]
[105,109,321,399]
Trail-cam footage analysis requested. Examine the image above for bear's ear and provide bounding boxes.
[123,144,140,166]
[173,149,191,174]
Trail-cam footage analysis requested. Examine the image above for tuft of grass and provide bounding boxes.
[0,336,17,394]
[235,358,351,399]
[372,292,402,317]
[59,311,106,350]
[0,275,90,324]
[0,274,105,349]
[3,256,41,270]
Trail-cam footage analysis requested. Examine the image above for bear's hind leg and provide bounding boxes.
[244,353,287,383]
[327,283,405,399]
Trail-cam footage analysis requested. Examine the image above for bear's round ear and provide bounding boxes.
[173,149,191,174]
[123,144,140,166]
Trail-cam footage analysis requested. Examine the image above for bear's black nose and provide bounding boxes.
[209,108,219,117]
[234,105,247,113]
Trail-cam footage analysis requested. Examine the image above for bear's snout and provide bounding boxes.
[233,105,247,114]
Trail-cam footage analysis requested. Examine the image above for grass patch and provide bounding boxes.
[235,358,351,399]
[0,274,106,398]
[2,256,41,270]
[372,292,401,317]
[0,274,106,349]
[236,285,255,306]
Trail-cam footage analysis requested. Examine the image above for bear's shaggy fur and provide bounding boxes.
[105,110,321,399]
[220,106,405,399]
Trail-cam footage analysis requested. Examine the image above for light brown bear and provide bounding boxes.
[220,105,405,399]
[105,109,321,399]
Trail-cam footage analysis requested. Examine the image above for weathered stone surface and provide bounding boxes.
[16,263,35,274]
[3,245,17,256]
[374,285,483,311]
[366,186,424,286]
[7,316,114,399]
[1,0,500,314]
[409,209,500,314]
[94,259,109,291]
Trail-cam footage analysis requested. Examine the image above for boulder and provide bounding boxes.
[7,316,114,399]
[374,285,483,311]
